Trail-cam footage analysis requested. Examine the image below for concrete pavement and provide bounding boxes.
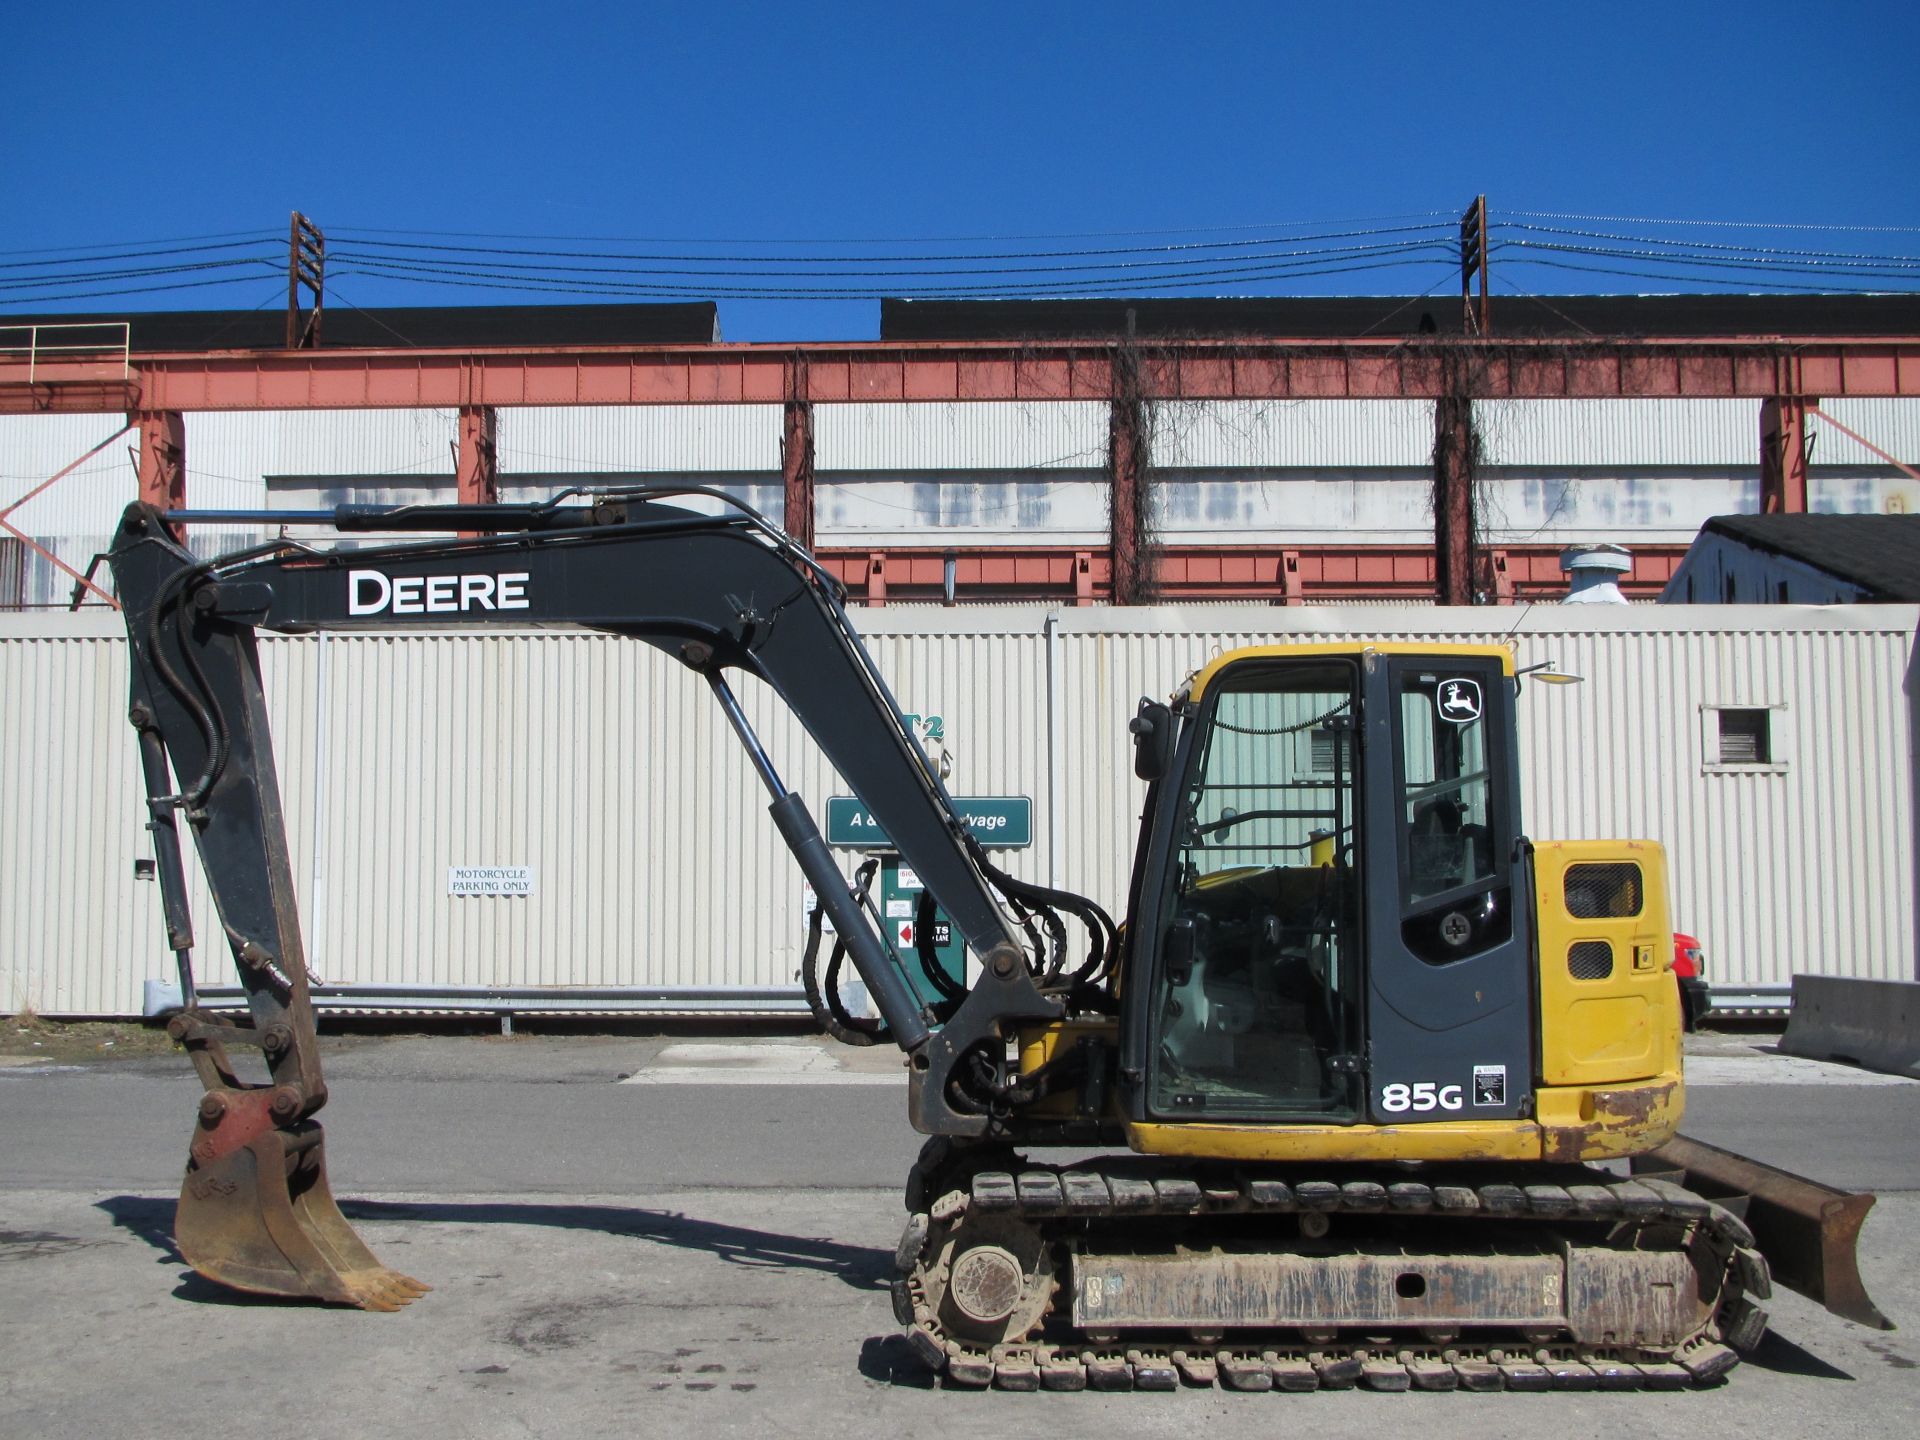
[2,1028,1916,1438]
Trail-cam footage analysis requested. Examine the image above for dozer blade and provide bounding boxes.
[1636,1133,1892,1331]
[176,1115,429,1311]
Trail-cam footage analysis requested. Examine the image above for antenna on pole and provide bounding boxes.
[1459,195,1489,336]
[286,213,325,349]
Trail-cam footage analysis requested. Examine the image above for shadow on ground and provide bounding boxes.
[857,1333,939,1389]
[96,1193,892,1304]
[1744,1327,1856,1381]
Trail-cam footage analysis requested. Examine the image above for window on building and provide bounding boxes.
[1718,709,1771,764]
[0,537,23,610]
[1702,705,1784,771]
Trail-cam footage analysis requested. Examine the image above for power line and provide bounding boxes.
[0,271,292,307]
[1504,208,1920,234]
[326,234,1453,286]
[0,257,282,293]
[329,210,1459,247]
[0,237,281,271]
[1497,239,1920,283]
[327,221,1453,270]
[0,228,280,258]
[1493,253,1918,295]
[8,207,1920,311]
[333,248,1456,301]
[1499,221,1920,267]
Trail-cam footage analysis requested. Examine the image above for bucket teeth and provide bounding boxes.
[175,1115,427,1310]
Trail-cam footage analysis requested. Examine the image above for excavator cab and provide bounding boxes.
[1123,646,1537,1140]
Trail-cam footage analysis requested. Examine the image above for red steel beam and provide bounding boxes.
[1433,394,1477,605]
[1760,396,1811,513]
[8,336,1920,414]
[455,405,498,505]
[816,544,1687,605]
[782,397,815,552]
[1108,394,1149,604]
[137,410,188,521]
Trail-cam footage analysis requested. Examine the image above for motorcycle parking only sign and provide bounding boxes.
[448,866,534,896]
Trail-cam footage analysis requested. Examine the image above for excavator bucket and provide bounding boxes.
[176,1105,428,1311]
[1636,1134,1892,1331]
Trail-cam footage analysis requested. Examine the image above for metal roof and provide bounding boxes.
[882,294,1920,341]
[0,302,720,351]
[1700,513,1920,601]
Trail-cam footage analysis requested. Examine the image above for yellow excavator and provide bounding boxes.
[107,487,1888,1392]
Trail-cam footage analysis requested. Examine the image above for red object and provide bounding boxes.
[813,542,1685,605]
[8,336,1920,416]
[1760,397,1811,513]
[1672,932,1706,980]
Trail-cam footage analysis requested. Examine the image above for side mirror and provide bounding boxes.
[1130,698,1175,781]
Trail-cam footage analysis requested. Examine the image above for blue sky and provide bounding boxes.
[6,2,1919,340]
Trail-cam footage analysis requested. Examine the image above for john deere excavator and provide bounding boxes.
[107,488,1888,1393]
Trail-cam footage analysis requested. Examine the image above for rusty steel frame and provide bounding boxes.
[5,332,1912,606]
[7,335,1920,416]
[782,391,816,552]
[1760,396,1812,513]
[812,543,1685,605]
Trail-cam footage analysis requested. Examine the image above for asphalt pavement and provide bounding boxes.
[2,1027,1916,1438]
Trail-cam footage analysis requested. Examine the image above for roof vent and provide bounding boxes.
[1560,544,1632,604]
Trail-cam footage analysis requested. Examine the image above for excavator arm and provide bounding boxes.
[109,488,1105,1306]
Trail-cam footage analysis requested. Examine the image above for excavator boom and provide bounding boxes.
[109,489,1095,1305]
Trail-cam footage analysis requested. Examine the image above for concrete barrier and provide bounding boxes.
[1781,976,1920,1080]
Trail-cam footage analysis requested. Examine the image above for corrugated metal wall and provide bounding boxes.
[815,474,1108,546]
[3,605,1912,1014]
[0,414,141,534]
[500,404,780,473]
[1480,399,1762,466]
[816,401,1108,471]
[1814,399,1920,468]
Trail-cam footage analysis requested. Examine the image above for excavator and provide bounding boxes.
[106,487,1889,1393]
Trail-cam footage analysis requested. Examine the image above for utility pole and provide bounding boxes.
[286,213,325,349]
[1459,195,1489,336]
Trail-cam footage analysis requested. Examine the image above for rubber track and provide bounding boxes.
[895,1162,1771,1392]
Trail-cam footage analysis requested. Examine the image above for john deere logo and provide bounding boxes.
[1437,678,1482,724]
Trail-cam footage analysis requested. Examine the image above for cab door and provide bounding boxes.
[1360,654,1534,1123]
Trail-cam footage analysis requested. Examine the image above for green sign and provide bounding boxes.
[880,854,967,1002]
[827,795,1032,849]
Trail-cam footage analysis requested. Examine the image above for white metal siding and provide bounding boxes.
[1152,400,1431,468]
[500,405,780,473]
[3,606,1912,1014]
[193,409,458,484]
[1813,399,1920,469]
[815,401,1109,471]
[1476,470,1760,546]
[816,474,1108,546]
[1481,399,1760,466]
[0,415,141,534]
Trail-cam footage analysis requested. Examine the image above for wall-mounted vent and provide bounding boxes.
[1718,709,1772,765]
